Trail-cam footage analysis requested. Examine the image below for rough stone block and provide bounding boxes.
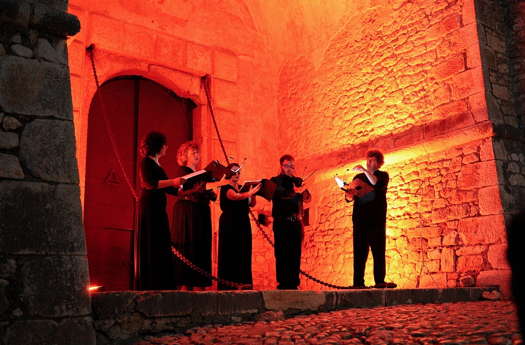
[149,65,201,99]
[18,255,90,317]
[122,24,155,61]
[441,248,455,272]
[154,35,186,69]
[457,255,484,272]
[462,0,476,25]
[0,257,16,279]
[89,14,124,52]
[458,215,506,245]
[6,317,95,345]
[214,50,238,82]
[458,161,499,189]
[456,245,485,256]
[11,44,34,58]
[432,54,466,80]
[190,292,218,317]
[385,289,439,305]
[0,130,18,149]
[450,68,485,100]
[325,290,385,309]
[136,291,193,317]
[0,153,24,179]
[479,138,495,161]
[263,291,326,312]
[477,269,511,297]
[35,38,60,63]
[478,185,503,215]
[216,291,263,315]
[487,244,509,269]
[0,181,85,254]
[0,56,72,118]
[438,287,475,302]
[20,119,79,183]
[187,42,212,74]
[2,116,22,131]
[213,79,238,111]
[419,273,447,288]
[0,279,8,315]
[443,231,458,245]
[92,291,138,319]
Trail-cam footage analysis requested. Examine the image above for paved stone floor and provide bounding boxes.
[132,301,522,345]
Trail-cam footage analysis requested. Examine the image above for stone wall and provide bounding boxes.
[272,0,512,292]
[475,0,525,220]
[0,1,94,344]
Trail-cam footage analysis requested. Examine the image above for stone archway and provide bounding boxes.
[84,76,194,290]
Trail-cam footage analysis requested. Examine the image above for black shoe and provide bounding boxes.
[350,285,369,289]
[373,282,397,288]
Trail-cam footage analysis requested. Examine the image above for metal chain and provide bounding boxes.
[170,245,250,289]
[248,210,353,290]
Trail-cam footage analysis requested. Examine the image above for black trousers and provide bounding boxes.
[273,219,302,289]
[353,221,386,286]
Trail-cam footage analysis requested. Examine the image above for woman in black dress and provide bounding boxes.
[171,142,218,290]
[218,164,261,290]
[137,132,183,290]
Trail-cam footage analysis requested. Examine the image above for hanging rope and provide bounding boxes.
[87,45,140,203]
[202,75,230,166]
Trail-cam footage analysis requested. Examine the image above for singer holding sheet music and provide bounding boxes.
[217,163,261,290]
[171,141,216,290]
[348,149,396,289]
[137,132,184,290]
[271,154,310,290]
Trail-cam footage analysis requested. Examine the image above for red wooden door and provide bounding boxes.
[84,77,194,291]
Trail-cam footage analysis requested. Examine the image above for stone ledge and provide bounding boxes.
[92,287,497,344]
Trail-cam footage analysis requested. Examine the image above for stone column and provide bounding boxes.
[475,0,525,218]
[0,1,95,344]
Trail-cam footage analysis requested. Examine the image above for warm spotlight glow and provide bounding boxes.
[87,285,103,293]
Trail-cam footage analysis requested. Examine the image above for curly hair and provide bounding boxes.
[176,141,199,166]
[367,149,384,166]
[141,132,166,157]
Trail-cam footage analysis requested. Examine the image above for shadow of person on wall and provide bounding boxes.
[507,209,525,337]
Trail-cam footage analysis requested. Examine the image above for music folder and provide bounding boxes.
[180,160,229,190]
[239,179,276,201]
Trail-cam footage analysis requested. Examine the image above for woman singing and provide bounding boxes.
[137,132,183,290]
[217,164,261,290]
[171,141,216,290]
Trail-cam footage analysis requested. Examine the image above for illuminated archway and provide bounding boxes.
[84,76,194,290]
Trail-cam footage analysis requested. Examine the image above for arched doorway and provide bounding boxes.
[84,76,195,291]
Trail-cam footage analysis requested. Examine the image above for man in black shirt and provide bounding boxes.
[346,150,396,289]
[271,154,309,289]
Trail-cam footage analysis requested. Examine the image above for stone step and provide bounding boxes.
[92,287,498,344]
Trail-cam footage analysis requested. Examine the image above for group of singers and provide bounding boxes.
[137,131,396,291]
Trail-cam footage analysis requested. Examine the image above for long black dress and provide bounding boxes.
[217,184,253,290]
[171,166,214,288]
[137,157,178,290]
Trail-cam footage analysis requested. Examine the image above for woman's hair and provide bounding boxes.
[225,163,240,179]
[176,141,199,166]
[141,131,166,157]
[367,149,384,166]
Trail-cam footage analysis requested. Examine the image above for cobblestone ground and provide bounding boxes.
[133,301,522,345]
